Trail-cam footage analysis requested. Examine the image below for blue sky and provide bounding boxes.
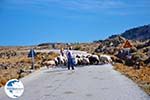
[0,0,150,46]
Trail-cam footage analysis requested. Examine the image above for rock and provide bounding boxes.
[34,64,41,69]
[130,47,138,53]
[144,57,150,65]
[130,52,148,68]
[95,36,126,55]
[125,59,134,66]
[111,56,124,64]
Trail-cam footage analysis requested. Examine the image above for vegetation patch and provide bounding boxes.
[114,63,150,95]
[0,51,59,88]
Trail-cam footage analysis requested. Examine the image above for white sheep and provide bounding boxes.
[88,54,100,65]
[54,57,58,66]
[82,57,90,65]
[99,55,112,64]
[57,55,68,66]
[44,60,56,69]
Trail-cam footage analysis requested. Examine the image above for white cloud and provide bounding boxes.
[2,0,150,16]
[4,0,150,9]
[2,0,126,10]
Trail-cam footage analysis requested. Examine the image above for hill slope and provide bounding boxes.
[121,24,150,40]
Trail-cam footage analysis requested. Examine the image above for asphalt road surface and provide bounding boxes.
[0,64,149,100]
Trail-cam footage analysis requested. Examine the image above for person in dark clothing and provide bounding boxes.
[66,47,74,70]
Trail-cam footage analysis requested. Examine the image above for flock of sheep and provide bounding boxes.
[43,51,112,68]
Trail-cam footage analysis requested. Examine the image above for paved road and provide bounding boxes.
[0,64,149,100]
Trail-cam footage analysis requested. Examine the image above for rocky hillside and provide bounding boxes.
[94,35,150,95]
[121,24,150,40]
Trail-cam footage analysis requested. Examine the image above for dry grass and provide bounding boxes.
[114,63,150,95]
[0,51,59,87]
[0,56,31,64]
[0,56,31,87]
[0,67,20,87]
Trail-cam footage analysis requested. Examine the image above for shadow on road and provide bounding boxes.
[44,64,107,74]
[44,68,68,74]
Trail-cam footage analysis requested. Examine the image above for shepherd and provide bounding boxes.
[66,46,75,70]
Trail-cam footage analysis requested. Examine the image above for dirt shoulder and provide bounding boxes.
[114,63,150,95]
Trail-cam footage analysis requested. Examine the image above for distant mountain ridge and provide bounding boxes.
[121,24,150,40]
